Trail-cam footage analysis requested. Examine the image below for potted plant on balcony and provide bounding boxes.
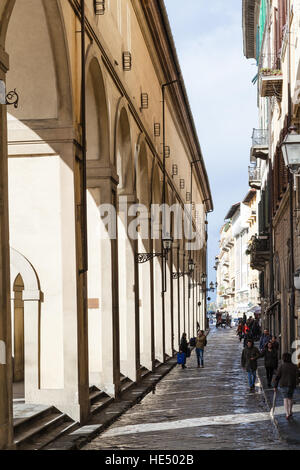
[260,68,282,76]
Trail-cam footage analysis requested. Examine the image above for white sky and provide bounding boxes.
[164,0,258,295]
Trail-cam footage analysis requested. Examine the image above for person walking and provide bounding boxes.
[261,341,278,387]
[259,329,272,352]
[237,321,243,342]
[195,330,207,368]
[271,335,279,352]
[180,333,188,369]
[241,339,261,391]
[274,353,299,420]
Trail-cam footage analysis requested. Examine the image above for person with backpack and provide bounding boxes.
[195,330,207,368]
[179,333,189,369]
[274,352,299,420]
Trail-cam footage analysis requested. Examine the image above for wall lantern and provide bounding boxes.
[188,259,195,273]
[201,272,207,283]
[162,232,173,253]
[294,268,300,290]
[281,126,300,173]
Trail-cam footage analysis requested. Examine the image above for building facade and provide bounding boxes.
[216,191,260,318]
[243,0,300,358]
[0,0,212,449]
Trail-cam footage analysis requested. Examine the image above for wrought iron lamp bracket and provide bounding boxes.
[136,252,164,264]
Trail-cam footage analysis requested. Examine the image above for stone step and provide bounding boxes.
[15,410,75,449]
[19,419,78,450]
[13,405,57,434]
[90,395,114,415]
[89,389,107,405]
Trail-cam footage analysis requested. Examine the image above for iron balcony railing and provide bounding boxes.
[248,166,261,182]
[252,129,268,147]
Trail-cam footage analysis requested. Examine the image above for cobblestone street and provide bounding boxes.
[83,328,296,450]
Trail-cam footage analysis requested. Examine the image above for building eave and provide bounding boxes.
[242,0,259,59]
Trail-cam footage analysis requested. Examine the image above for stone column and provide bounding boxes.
[87,165,120,397]
[118,195,140,382]
[0,48,13,450]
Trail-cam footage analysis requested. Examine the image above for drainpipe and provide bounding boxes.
[287,0,296,346]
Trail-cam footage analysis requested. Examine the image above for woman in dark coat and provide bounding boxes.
[180,333,188,369]
[274,353,299,420]
[261,341,278,387]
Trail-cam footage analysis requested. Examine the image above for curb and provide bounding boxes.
[257,364,300,446]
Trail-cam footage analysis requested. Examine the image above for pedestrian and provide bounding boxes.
[195,330,207,368]
[180,333,188,369]
[261,341,278,387]
[242,313,247,325]
[237,321,243,342]
[259,329,272,352]
[271,335,279,352]
[251,319,261,341]
[241,339,261,391]
[274,353,299,420]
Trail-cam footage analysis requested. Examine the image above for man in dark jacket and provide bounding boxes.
[274,353,299,419]
[241,339,261,391]
[261,341,278,387]
[259,329,272,352]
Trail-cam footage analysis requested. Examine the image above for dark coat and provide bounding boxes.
[180,336,188,354]
[261,348,278,369]
[274,363,299,389]
[241,346,260,371]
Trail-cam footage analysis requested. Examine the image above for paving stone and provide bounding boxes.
[83,328,298,450]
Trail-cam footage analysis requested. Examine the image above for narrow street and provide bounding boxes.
[83,328,293,450]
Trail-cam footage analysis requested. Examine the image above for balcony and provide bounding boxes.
[247,235,270,271]
[248,165,261,189]
[260,69,283,99]
[250,129,268,162]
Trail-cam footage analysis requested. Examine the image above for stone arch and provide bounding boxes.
[86,51,110,163]
[10,248,42,399]
[10,248,40,297]
[135,134,150,208]
[115,99,133,195]
[4,0,73,123]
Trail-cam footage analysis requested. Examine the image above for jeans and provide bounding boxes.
[196,348,204,366]
[247,370,256,388]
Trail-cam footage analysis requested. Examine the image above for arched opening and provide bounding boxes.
[116,107,137,381]
[136,140,152,370]
[12,274,24,388]
[152,164,164,363]
[85,57,110,391]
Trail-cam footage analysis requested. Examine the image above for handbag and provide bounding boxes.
[186,347,191,358]
[177,352,186,364]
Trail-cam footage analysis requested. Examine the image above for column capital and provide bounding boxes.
[87,163,119,188]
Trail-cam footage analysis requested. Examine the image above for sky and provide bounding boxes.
[164,0,259,299]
